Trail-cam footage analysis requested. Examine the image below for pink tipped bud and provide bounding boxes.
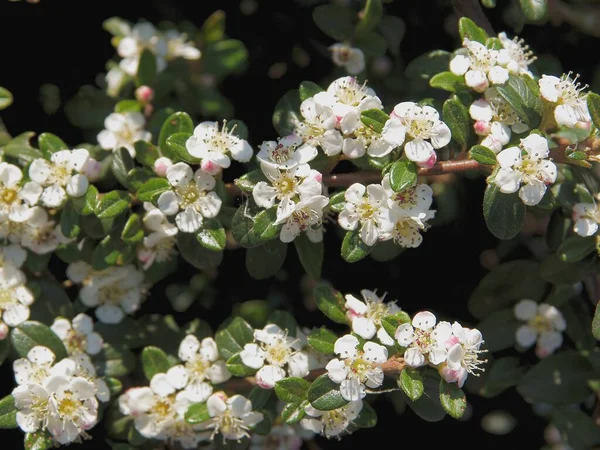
[314,172,323,183]
[473,80,489,94]
[440,365,460,384]
[474,120,491,136]
[535,345,552,359]
[135,86,154,104]
[201,159,221,176]
[576,120,591,130]
[0,322,9,340]
[417,152,437,169]
[153,157,173,177]
[83,158,102,182]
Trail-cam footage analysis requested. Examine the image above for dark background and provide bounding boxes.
[1,0,593,448]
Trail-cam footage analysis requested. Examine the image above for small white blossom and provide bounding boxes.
[257,135,316,170]
[97,112,152,157]
[514,299,566,358]
[51,314,103,356]
[450,39,509,92]
[0,266,34,327]
[0,244,27,269]
[240,324,309,389]
[186,121,253,173]
[395,311,451,367]
[164,30,201,61]
[12,382,50,434]
[441,322,486,388]
[0,162,41,222]
[157,163,222,233]
[539,73,590,128]
[345,289,400,345]
[277,195,329,243]
[137,202,178,269]
[105,65,129,98]
[20,207,71,255]
[300,400,363,439]
[572,202,600,237]
[383,102,451,166]
[13,346,60,386]
[167,335,231,402]
[117,22,167,76]
[326,334,387,401]
[253,164,323,224]
[329,43,365,75]
[497,32,535,77]
[29,149,90,207]
[338,183,393,246]
[494,134,557,206]
[203,392,264,441]
[295,96,343,156]
[342,121,395,159]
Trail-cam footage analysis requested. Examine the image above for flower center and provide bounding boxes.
[99,285,127,306]
[269,144,294,164]
[212,411,250,440]
[154,237,177,262]
[48,163,71,186]
[407,112,435,140]
[57,391,80,418]
[557,73,586,104]
[0,288,15,307]
[357,201,377,220]
[151,395,177,423]
[186,355,209,380]
[323,409,348,431]
[0,187,18,206]
[273,173,298,198]
[65,330,88,354]
[334,79,368,106]
[392,187,418,208]
[468,45,496,71]
[176,182,204,209]
[265,339,293,366]
[528,314,553,334]
[414,329,434,353]
[365,301,390,326]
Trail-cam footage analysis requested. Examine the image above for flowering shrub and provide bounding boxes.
[1,1,600,449]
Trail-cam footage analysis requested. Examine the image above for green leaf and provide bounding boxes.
[248,386,273,410]
[558,236,596,262]
[0,395,17,429]
[312,4,355,41]
[307,374,348,411]
[112,147,135,188]
[381,312,411,339]
[308,327,338,354]
[232,204,280,248]
[458,17,488,44]
[141,346,171,381]
[92,233,136,269]
[439,380,467,419]
[233,300,272,330]
[121,213,144,244]
[389,158,418,192]
[137,177,171,202]
[313,282,349,325]
[405,50,451,81]
[268,310,298,336]
[234,170,267,194]
[399,368,424,401]
[495,75,543,128]
[137,48,157,87]
[11,321,68,361]
[96,190,130,219]
[197,218,226,252]
[442,96,471,148]
[299,81,323,102]
[341,229,373,262]
[476,309,520,352]
[215,316,255,360]
[329,190,346,213]
[592,301,600,340]
[355,31,387,58]
[587,92,600,130]
[378,15,405,57]
[429,71,466,93]
[476,357,523,398]
[294,233,323,279]
[552,407,600,450]
[134,140,160,167]
[24,431,53,450]
[166,132,200,164]
[281,400,308,424]
[185,402,210,424]
[275,377,311,403]
[272,90,301,137]
[517,350,594,405]
[60,200,80,239]
[360,109,390,134]
[115,99,142,113]
[94,343,136,377]
[470,145,497,165]
[0,87,13,110]
[177,232,223,270]
[246,240,287,280]
[483,183,525,240]
[353,402,377,428]
[104,377,123,397]
[38,132,67,155]
[405,369,446,422]
[81,184,99,215]
[159,112,194,159]
[28,278,74,324]
[203,38,248,79]
[355,0,383,35]
[4,131,43,164]
[226,353,258,377]
[519,0,548,21]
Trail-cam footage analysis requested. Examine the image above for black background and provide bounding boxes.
[1,0,593,448]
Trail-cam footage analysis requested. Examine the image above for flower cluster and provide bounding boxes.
[514,299,566,358]
[572,198,600,237]
[0,245,34,332]
[539,72,590,128]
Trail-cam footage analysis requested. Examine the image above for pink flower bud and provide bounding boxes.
[441,365,460,384]
[153,157,173,177]
[314,172,323,183]
[417,152,437,169]
[201,159,221,176]
[135,86,154,103]
[535,345,552,359]
[576,120,591,131]
[474,120,491,135]
[83,158,102,182]
[0,322,8,340]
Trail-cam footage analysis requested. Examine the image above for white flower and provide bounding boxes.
[256,135,316,170]
[164,30,201,61]
[13,346,58,386]
[203,393,264,441]
[494,134,557,206]
[69,353,111,403]
[137,202,178,269]
[12,382,50,434]
[97,112,152,157]
[167,335,231,402]
[300,400,363,439]
[69,263,145,324]
[157,163,222,233]
[0,266,34,327]
[253,164,323,224]
[295,96,343,156]
[45,375,99,444]
[381,176,436,248]
[0,162,41,222]
[338,183,393,246]
[240,324,309,389]
[0,244,27,269]
[117,22,167,76]
[572,202,600,237]
[105,65,129,98]
[278,195,329,243]
[325,334,388,401]
[441,322,486,388]
[29,149,90,207]
[20,207,70,255]
[497,32,535,77]
[539,73,590,128]
[449,39,509,92]
[329,43,365,75]
[342,121,395,159]
[51,314,103,356]
[186,121,253,172]
[514,299,566,358]
[395,311,451,367]
[344,289,400,345]
[384,102,451,165]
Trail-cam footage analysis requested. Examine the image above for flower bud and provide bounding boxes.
[417,152,437,169]
[0,322,9,340]
[153,157,173,177]
[201,159,221,176]
[135,85,154,104]
[83,158,102,182]
[474,120,491,135]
